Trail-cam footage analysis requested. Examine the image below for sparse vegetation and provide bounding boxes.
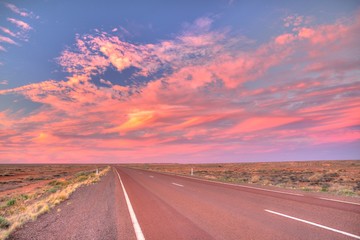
[20,195,28,201]
[0,217,10,229]
[129,160,360,196]
[47,187,59,193]
[0,166,110,240]
[6,200,15,207]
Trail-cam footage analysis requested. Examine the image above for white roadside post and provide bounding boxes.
[96,168,99,175]
[191,168,193,176]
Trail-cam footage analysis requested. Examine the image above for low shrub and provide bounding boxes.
[0,216,10,229]
[321,183,330,192]
[6,199,16,206]
[75,171,91,177]
[48,180,67,187]
[20,194,29,200]
[47,187,59,193]
[76,175,89,182]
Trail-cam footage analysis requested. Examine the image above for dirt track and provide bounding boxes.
[9,170,135,240]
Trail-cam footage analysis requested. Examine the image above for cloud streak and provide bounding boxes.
[5,3,30,17]
[0,12,359,163]
[7,18,32,31]
[0,35,18,45]
[0,26,17,38]
[0,3,36,53]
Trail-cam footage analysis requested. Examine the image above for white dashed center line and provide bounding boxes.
[172,183,184,187]
[318,197,360,206]
[265,209,360,239]
[173,174,303,196]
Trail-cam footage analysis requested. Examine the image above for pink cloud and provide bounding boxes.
[310,130,360,145]
[7,18,32,31]
[275,33,295,45]
[306,58,360,73]
[194,17,213,29]
[0,35,18,45]
[0,14,359,163]
[284,15,302,27]
[228,117,301,134]
[0,26,17,38]
[5,3,28,17]
[297,15,358,46]
[307,105,360,132]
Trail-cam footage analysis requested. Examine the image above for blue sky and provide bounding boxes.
[0,1,359,163]
[1,0,358,88]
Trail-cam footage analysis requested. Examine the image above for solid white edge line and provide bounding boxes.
[115,169,145,240]
[172,182,184,187]
[318,197,360,206]
[265,209,360,239]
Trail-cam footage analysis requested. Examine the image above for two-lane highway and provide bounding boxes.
[114,166,360,240]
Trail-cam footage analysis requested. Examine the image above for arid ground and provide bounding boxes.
[128,160,360,196]
[0,164,108,239]
[0,163,359,240]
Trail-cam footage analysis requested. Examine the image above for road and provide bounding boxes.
[9,166,360,240]
[114,166,360,240]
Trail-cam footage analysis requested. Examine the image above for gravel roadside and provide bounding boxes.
[8,169,135,240]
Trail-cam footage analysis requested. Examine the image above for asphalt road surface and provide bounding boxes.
[114,166,360,240]
[10,166,360,240]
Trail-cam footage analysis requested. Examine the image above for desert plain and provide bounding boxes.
[129,160,360,196]
[0,160,359,239]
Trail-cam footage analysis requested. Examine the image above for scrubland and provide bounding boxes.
[130,160,360,196]
[0,165,109,240]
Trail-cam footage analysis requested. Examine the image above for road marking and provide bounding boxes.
[169,174,303,196]
[318,197,360,206]
[131,169,303,196]
[265,209,360,239]
[235,184,303,196]
[172,182,184,187]
[115,169,145,240]
[149,175,154,178]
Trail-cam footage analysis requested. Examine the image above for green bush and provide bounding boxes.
[7,199,16,206]
[48,187,59,193]
[0,216,10,229]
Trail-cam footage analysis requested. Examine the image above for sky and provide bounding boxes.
[0,0,359,163]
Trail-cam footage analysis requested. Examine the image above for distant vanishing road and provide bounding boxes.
[10,166,360,240]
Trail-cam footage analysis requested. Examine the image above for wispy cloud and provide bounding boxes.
[0,35,18,45]
[7,18,32,31]
[0,26,17,37]
[0,80,8,85]
[5,3,37,18]
[0,13,359,162]
[283,14,312,29]
[1,3,37,52]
